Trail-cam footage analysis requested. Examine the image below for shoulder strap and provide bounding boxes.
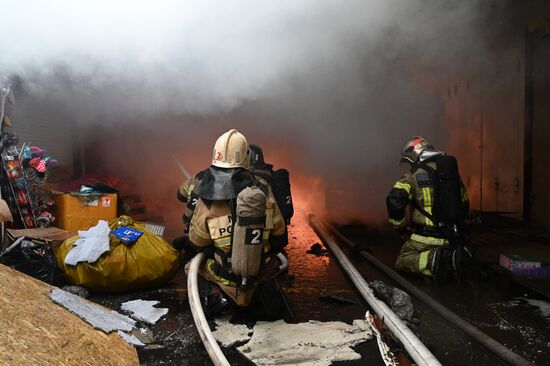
[256,181,269,197]
[228,198,237,268]
[253,171,273,185]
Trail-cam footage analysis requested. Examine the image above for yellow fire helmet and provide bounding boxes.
[212,129,250,169]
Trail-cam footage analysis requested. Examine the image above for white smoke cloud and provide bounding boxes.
[1,0,431,117]
[0,0,496,224]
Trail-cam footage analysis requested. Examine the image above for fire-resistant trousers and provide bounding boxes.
[395,238,449,276]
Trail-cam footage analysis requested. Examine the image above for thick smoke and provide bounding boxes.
[0,0,499,233]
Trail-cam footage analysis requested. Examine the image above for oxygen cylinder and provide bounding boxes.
[231,186,267,282]
[272,169,294,224]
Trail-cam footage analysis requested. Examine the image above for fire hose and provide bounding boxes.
[187,253,230,366]
[309,214,442,366]
[187,252,290,366]
[317,216,532,366]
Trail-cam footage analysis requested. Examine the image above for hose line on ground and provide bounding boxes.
[320,217,532,366]
[309,215,442,366]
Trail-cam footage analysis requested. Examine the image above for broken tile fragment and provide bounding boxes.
[121,299,168,325]
[50,288,135,333]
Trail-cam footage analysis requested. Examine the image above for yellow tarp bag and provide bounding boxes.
[55,216,179,293]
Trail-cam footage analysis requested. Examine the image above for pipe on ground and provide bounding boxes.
[321,218,532,366]
[309,215,442,366]
[187,253,230,366]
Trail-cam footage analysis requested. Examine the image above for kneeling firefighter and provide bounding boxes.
[386,136,470,283]
[188,129,288,317]
[249,144,294,225]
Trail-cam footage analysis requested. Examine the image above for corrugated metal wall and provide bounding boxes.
[11,90,75,180]
[442,38,525,217]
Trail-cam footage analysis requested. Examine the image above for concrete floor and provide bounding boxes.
[89,214,385,366]
[85,213,550,365]
[338,220,550,366]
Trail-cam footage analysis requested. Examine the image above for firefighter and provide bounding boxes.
[386,136,470,283]
[249,144,294,225]
[188,129,288,316]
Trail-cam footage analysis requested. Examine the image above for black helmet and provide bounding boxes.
[249,144,272,169]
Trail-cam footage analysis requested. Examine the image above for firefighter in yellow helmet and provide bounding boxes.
[387,136,470,283]
[188,129,288,316]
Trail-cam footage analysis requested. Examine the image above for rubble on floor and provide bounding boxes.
[369,280,416,325]
[118,330,146,347]
[50,288,136,333]
[121,299,169,325]
[306,242,329,256]
[213,317,373,365]
[212,316,252,347]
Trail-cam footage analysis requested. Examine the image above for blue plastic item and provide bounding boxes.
[112,226,144,245]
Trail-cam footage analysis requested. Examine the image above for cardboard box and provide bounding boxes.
[54,193,117,232]
[6,227,74,252]
[499,253,541,272]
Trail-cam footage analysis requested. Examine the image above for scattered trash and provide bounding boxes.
[80,185,94,194]
[213,316,253,347]
[142,344,165,351]
[121,299,169,325]
[50,288,136,333]
[62,285,90,299]
[367,311,399,366]
[369,280,416,325]
[118,330,146,347]
[64,220,111,266]
[55,216,179,293]
[112,226,144,245]
[306,243,329,256]
[0,237,56,283]
[213,318,372,365]
[131,327,156,344]
[319,291,359,305]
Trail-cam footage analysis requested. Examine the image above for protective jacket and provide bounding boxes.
[189,166,287,306]
[386,157,469,246]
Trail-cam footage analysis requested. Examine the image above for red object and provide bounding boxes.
[29,157,47,173]
[410,137,425,148]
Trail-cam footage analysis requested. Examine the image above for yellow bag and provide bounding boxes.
[55,216,179,293]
